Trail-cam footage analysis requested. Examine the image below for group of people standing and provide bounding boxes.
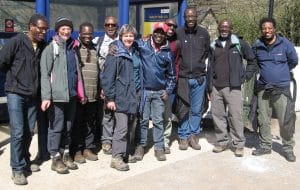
[0,6,298,186]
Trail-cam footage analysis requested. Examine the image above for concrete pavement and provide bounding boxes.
[0,115,299,190]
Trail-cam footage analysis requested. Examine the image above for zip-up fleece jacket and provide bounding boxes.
[207,34,257,92]
[252,35,298,87]
[40,36,85,102]
[0,33,45,97]
[137,38,176,95]
[101,40,138,114]
[177,25,210,79]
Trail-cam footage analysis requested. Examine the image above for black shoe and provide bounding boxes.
[284,152,296,162]
[252,148,272,156]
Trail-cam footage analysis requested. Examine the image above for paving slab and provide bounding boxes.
[0,114,299,190]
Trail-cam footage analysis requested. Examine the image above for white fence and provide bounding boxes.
[294,47,300,111]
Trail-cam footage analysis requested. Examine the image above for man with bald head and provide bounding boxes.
[176,7,210,151]
[96,16,119,155]
[207,19,256,157]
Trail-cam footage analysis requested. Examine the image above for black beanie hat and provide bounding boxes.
[55,17,73,32]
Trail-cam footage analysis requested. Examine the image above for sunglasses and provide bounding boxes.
[104,23,117,28]
[166,23,177,29]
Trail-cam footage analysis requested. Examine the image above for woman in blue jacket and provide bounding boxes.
[101,24,141,171]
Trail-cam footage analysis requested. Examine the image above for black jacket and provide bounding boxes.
[0,33,45,97]
[207,34,257,92]
[177,25,210,79]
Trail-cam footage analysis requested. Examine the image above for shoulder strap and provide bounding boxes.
[96,36,104,57]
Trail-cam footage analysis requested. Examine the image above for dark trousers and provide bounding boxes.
[71,101,99,152]
[47,97,76,157]
[113,112,138,158]
[37,109,49,160]
[101,103,115,145]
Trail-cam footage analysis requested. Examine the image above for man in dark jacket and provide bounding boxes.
[252,17,298,162]
[0,14,48,185]
[176,7,210,150]
[207,19,256,157]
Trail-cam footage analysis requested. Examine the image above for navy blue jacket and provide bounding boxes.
[136,38,176,95]
[0,33,45,97]
[101,40,138,114]
[253,35,298,87]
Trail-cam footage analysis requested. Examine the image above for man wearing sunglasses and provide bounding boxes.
[0,14,48,185]
[163,18,178,154]
[96,16,119,155]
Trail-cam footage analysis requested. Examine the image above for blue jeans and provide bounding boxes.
[178,78,206,139]
[7,93,38,172]
[139,90,165,150]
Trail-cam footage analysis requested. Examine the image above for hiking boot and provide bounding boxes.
[188,135,201,150]
[63,153,78,170]
[128,155,137,163]
[11,172,27,185]
[154,150,167,161]
[110,157,129,171]
[234,148,244,157]
[51,156,69,174]
[164,146,171,154]
[29,163,40,172]
[133,145,144,161]
[83,149,98,161]
[212,145,228,153]
[74,151,86,164]
[283,152,296,162]
[252,147,271,156]
[102,143,112,155]
[179,139,189,150]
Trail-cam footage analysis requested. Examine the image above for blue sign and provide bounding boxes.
[144,7,170,22]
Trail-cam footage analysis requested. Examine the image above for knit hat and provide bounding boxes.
[153,22,169,33]
[55,17,73,32]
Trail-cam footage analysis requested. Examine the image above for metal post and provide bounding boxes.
[119,0,129,27]
[178,0,187,27]
[268,0,274,18]
[35,0,45,15]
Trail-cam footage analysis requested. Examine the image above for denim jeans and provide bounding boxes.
[139,90,165,150]
[7,93,38,172]
[178,78,206,140]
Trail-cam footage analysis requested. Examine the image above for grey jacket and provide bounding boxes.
[40,36,85,102]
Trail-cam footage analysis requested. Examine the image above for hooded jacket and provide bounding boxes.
[101,40,138,114]
[136,37,176,95]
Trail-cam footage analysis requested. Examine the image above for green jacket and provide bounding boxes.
[40,36,85,102]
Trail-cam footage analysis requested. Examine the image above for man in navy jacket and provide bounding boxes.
[252,17,298,162]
